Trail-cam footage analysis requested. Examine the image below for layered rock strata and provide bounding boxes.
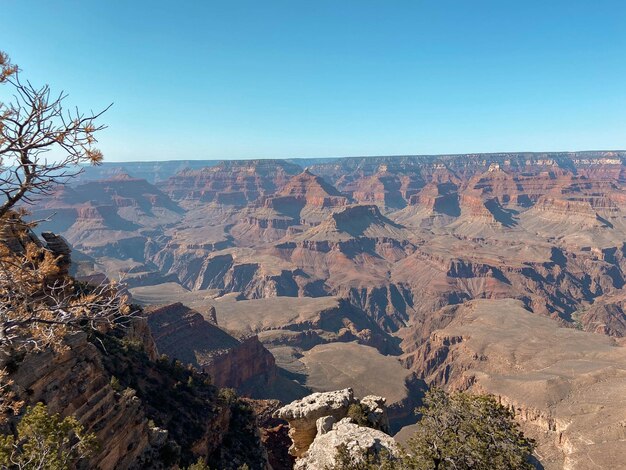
[405,298,626,470]
[146,302,278,393]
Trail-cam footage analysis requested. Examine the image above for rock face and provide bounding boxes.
[360,395,391,431]
[3,324,271,470]
[244,399,295,470]
[146,302,278,394]
[203,335,277,391]
[0,212,42,253]
[276,389,397,469]
[276,169,349,209]
[158,159,301,207]
[41,232,72,277]
[228,169,351,243]
[294,418,399,470]
[576,295,626,337]
[6,332,155,470]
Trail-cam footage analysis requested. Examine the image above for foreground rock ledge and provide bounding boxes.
[276,388,392,461]
[276,388,356,457]
[295,417,399,470]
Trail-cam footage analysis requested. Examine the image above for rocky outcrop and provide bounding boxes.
[41,232,72,276]
[124,316,160,361]
[204,335,277,391]
[3,320,271,470]
[339,284,414,331]
[346,166,424,209]
[147,302,240,361]
[0,213,42,253]
[276,389,398,469]
[228,170,351,243]
[576,297,626,337]
[4,332,156,470]
[360,395,391,431]
[294,418,399,470]
[146,303,278,394]
[275,169,350,209]
[276,388,394,460]
[244,399,295,470]
[276,388,356,457]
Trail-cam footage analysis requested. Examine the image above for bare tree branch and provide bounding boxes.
[0,51,111,218]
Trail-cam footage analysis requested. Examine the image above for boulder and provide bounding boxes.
[294,418,399,470]
[276,388,356,457]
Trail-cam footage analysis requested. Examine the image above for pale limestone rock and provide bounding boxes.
[276,388,355,457]
[316,415,336,435]
[294,418,399,470]
[360,395,390,432]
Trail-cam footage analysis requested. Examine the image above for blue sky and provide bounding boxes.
[1,0,625,161]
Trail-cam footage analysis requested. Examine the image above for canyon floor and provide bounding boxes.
[35,151,626,469]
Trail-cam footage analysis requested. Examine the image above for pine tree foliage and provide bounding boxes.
[403,388,535,470]
[0,403,98,470]
[330,389,535,470]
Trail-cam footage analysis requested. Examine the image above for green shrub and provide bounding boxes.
[0,403,98,470]
[346,403,370,427]
[185,457,212,470]
[328,389,536,470]
[110,375,122,392]
[218,388,238,406]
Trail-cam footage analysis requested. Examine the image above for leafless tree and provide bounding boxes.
[0,52,130,428]
[0,51,110,218]
[0,242,132,353]
[0,52,130,355]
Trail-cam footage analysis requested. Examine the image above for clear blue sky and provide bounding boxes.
[2,0,625,161]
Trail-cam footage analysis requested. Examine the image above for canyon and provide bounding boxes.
[31,151,626,469]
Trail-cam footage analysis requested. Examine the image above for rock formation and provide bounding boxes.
[5,332,156,469]
[4,322,269,469]
[276,388,393,459]
[41,231,72,278]
[276,388,357,457]
[276,389,398,469]
[145,302,278,394]
[405,298,626,470]
[158,159,301,207]
[294,418,399,470]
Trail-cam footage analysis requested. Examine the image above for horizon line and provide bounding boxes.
[101,149,626,165]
